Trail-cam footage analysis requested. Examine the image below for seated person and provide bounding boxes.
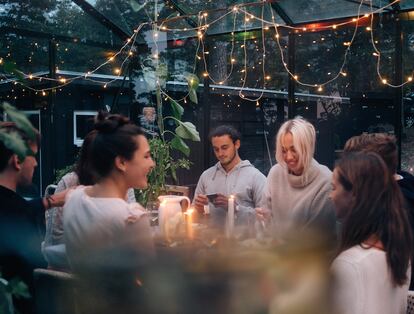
[330,151,411,314]
[193,125,266,229]
[63,112,155,277]
[256,117,337,244]
[0,120,66,313]
[43,130,135,269]
[343,133,414,289]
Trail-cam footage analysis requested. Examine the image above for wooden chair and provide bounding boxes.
[165,184,190,197]
[33,268,78,314]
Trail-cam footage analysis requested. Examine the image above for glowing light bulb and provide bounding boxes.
[293,75,298,80]
[366,27,371,31]
[60,78,66,83]
[341,72,347,77]
[382,79,387,84]
[332,25,337,29]
[408,77,413,82]
[203,72,208,77]
[318,86,323,92]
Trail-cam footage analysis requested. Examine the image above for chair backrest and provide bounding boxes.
[33,268,78,314]
[166,185,190,197]
[407,290,414,314]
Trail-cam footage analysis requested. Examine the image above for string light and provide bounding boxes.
[0,0,409,96]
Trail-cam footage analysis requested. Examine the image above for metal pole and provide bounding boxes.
[394,13,403,170]
[287,32,296,119]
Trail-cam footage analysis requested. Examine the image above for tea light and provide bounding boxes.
[227,195,235,238]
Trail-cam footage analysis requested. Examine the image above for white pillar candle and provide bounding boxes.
[227,195,235,238]
[203,204,210,215]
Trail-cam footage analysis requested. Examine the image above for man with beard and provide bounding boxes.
[0,120,67,313]
[193,125,266,229]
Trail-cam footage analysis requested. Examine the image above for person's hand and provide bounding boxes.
[194,194,208,213]
[255,207,271,221]
[44,188,71,209]
[213,193,229,210]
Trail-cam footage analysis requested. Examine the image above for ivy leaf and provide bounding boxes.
[175,122,200,142]
[169,98,184,120]
[2,103,36,142]
[0,131,28,161]
[188,89,198,104]
[171,135,190,156]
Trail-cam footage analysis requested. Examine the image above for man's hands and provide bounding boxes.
[194,193,231,213]
[194,194,208,213]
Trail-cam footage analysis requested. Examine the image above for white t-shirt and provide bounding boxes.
[63,186,154,272]
[331,245,409,314]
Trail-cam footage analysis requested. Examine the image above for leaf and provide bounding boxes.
[171,135,190,156]
[188,89,198,104]
[175,122,200,142]
[2,61,24,81]
[186,73,199,90]
[0,131,28,160]
[169,98,184,120]
[7,278,30,299]
[2,103,36,141]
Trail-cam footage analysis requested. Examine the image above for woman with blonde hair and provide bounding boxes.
[330,151,412,314]
[257,117,336,243]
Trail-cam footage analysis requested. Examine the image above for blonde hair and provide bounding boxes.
[275,117,316,173]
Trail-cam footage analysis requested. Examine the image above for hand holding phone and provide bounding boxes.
[206,193,218,202]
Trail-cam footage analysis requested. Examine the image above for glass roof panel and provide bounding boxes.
[82,0,194,37]
[400,0,414,10]
[0,0,122,46]
[277,0,385,24]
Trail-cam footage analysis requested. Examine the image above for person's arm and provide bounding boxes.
[331,258,363,314]
[307,184,338,247]
[193,173,208,213]
[236,171,267,215]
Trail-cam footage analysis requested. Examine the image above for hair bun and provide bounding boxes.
[94,111,131,134]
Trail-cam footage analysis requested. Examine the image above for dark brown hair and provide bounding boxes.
[73,130,97,185]
[208,125,241,143]
[343,133,398,174]
[90,112,144,178]
[0,122,40,172]
[335,152,412,285]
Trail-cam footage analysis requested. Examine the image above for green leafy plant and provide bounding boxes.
[135,53,200,206]
[0,103,37,161]
[0,273,30,314]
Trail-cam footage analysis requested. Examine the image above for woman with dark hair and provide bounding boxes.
[330,152,412,314]
[63,112,155,275]
[44,129,136,248]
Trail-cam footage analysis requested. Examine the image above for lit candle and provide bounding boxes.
[185,208,194,240]
[227,195,235,238]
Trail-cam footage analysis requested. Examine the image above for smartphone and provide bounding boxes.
[206,193,218,202]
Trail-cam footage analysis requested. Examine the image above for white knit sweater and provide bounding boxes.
[262,159,336,242]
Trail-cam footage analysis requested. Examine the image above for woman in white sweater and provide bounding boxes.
[257,117,336,243]
[330,152,412,314]
[63,112,155,276]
